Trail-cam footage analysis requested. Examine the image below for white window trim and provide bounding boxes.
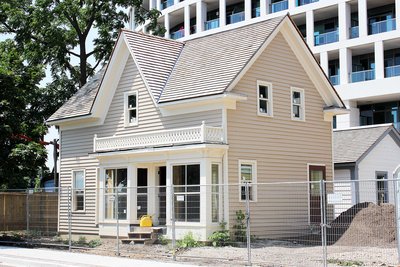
[238,160,257,202]
[211,162,223,224]
[124,91,138,127]
[102,166,129,223]
[72,169,86,213]
[291,87,305,121]
[257,81,273,117]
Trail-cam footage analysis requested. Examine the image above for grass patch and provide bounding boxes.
[328,258,363,266]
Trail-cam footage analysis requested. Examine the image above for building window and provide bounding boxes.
[104,168,127,220]
[257,81,273,117]
[359,101,400,130]
[291,88,305,120]
[73,170,85,211]
[239,160,257,201]
[211,164,220,223]
[376,172,388,205]
[173,164,200,222]
[124,91,138,126]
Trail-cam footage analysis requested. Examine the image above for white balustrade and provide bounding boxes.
[94,123,225,152]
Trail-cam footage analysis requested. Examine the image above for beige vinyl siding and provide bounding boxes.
[227,32,333,237]
[59,56,222,234]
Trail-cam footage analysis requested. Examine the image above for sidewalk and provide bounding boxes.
[0,246,196,267]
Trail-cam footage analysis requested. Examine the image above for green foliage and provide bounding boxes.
[77,236,87,245]
[0,0,164,96]
[88,238,102,248]
[208,221,231,247]
[177,232,201,249]
[0,40,48,189]
[157,234,169,245]
[327,259,363,266]
[232,210,247,243]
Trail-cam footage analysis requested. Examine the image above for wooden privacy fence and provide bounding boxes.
[0,191,58,233]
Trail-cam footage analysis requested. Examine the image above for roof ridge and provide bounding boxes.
[333,123,393,132]
[156,43,186,103]
[121,28,185,45]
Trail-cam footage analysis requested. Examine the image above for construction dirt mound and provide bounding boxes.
[327,202,396,247]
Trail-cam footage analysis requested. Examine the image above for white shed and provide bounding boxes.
[333,124,400,217]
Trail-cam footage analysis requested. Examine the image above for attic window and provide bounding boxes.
[291,87,305,121]
[124,91,138,126]
[257,81,273,117]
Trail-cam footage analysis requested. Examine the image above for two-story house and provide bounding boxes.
[47,15,347,241]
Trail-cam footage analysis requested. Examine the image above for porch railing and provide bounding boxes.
[94,122,225,152]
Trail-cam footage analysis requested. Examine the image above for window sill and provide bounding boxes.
[257,112,273,118]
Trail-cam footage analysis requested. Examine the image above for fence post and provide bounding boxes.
[116,187,120,256]
[394,179,400,264]
[245,182,252,266]
[68,187,72,251]
[171,185,176,261]
[319,179,327,267]
[26,190,30,233]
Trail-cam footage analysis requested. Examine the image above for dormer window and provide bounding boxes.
[124,91,138,126]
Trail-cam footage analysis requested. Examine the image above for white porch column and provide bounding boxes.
[196,1,207,33]
[375,41,385,80]
[320,51,329,76]
[339,47,352,85]
[245,0,252,21]
[396,0,400,33]
[184,4,191,37]
[201,158,210,226]
[174,0,179,7]
[130,165,138,222]
[149,0,155,10]
[358,0,368,37]
[260,0,268,16]
[288,0,296,10]
[306,10,314,48]
[165,163,172,233]
[219,0,226,27]
[338,2,351,41]
[164,12,170,39]
[147,166,157,225]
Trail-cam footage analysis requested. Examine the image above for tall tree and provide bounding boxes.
[0,0,164,102]
[0,40,47,189]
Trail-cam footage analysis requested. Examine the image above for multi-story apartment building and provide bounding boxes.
[130,0,400,130]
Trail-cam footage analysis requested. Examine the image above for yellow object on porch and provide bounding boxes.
[139,215,153,227]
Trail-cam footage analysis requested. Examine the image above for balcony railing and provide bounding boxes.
[385,65,400,78]
[94,123,225,152]
[369,18,396,35]
[271,0,288,13]
[329,75,340,85]
[162,0,174,9]
[170,29,185,40]
[205,18,219,30]
[350,26,359,39]
[350,69,375,83]
[228,11,245,24]
[297,0,319,6]
[314,30,338,46]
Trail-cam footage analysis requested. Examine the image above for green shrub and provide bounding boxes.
[157,235,169,245]
[209,221,230,247]
[232,210,246,242]
[77,236,87,246]
[177,232,200,248]
[88,238,102,248]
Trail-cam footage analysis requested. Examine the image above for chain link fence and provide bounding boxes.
[0,179,398,266]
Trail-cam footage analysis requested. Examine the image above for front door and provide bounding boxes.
[158,166,166,225]
[309,165,326,224]
[137,168,148,219]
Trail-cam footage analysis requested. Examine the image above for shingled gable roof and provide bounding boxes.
[333,124,400,164]
[158,16,284,103]
[47,14,344,124]
[47,67,106,122]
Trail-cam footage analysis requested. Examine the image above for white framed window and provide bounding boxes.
[238,160,257,202]
[104,168,128,220]
[291,87,305,121]
[72,170,85,212]
[124,91,138,126]
[211,163,221,223]
[257,81,273,117]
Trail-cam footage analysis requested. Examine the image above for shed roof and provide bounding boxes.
[333,124,397,164]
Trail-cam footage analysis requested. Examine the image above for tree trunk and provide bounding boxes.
[79,37,87,88]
